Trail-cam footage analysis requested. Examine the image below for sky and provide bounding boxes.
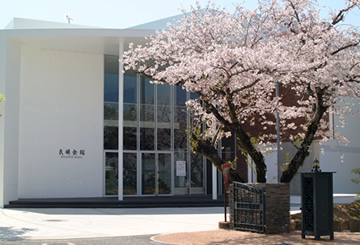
[0,0,359,29]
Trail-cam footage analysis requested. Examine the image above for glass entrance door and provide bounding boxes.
[158,153,172,194]
[142,153,156,194]
[105,151,118,196]
[141,153,172,195]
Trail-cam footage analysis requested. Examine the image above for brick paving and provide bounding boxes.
[153,230,360,245]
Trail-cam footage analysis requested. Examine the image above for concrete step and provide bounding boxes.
[5,195,228,208]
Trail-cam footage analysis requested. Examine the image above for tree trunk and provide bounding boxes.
[234,124,267,183]
[196,94,266,182]
[189,131,245,183]
[280,93,328,183]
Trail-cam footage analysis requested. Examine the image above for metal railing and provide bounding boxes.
[233,182,266,233]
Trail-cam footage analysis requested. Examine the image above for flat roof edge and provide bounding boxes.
[0,28,156,38]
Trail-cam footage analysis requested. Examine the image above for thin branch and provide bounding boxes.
[287,0,301,24]
[331,41,360,56]
[200,98,233,130]
[231,78,261,95]
[332,3,359,26]
[282,131,301,150]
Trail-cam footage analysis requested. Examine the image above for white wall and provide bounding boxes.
[261,109,359,195]
[18,47,104,198]
[321,101,360,194]
[263,147,278,183]
[0,34,4,207]
[0,37,21,207]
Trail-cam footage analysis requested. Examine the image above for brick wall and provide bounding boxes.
[230,183,290,234]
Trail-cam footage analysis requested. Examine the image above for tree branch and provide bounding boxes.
[189,125,245,183]
[332,3,359,26]
[231,78,261,95]
[331,41,360,56]
[280,88,329,183]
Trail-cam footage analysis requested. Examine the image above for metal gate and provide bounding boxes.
[233,182,266,233]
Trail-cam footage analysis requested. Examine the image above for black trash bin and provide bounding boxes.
[301,171,334,240]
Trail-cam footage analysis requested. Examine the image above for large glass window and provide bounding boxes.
[142,153,156,195]
[123,127,137,150]
[104,55,215,196]
[104,127,119,150]
[191,152,205,194]
[124,69,137,122]
[174,86,187,150]
[157,84,171,151]
[158,153,172,194]
[157,83,171,123]
[140,128,155,150]
[157,128,171,150]
[140,76,155,123]
[123,153,137,195]
[124,70,137,104]
[104,55,119,150]
[174,107,187,150]
[124,69,137,150]
[140,76,155,150]
[105,152,118,195]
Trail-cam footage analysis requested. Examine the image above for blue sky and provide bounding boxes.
[0,0,358,29]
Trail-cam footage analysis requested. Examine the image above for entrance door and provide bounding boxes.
[158,153,172,194]
[141,153,172,195]
[105,151,118,196]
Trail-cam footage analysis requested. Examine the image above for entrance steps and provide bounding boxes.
[5,195,227,208]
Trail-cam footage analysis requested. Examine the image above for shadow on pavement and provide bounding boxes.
[0,226,36,242]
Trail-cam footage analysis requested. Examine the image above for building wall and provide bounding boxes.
[0,37,21,206]
[18,47,104,198]
[321,100,360,194]
[248,142,317,195]
[282,142,317,195]
[0,34,4,207]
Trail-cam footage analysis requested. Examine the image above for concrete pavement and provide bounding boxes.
[0,195,357,244]
[0,207,226,241]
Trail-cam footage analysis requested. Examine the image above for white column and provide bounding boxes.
[118,41,124,200]
[212,164,217,200]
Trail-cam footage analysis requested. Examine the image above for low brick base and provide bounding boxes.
[218,221,232,229]
[230,183,290,234]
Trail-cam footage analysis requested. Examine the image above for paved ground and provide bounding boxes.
[0,235,162,245]
[0,207,224,240]
[1,206,359,244]
[154,229,360,245]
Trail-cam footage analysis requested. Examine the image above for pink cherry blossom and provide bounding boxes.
[122,0,359,183]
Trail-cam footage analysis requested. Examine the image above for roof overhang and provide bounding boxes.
[1,28,156,56]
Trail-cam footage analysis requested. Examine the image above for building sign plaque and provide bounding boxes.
[59,148,85,159]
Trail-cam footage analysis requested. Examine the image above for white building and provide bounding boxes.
[0,18,358,208]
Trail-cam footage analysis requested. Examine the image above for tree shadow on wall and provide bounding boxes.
[0,226,35,241]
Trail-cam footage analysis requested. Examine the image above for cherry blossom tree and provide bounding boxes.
[122,0,360,183]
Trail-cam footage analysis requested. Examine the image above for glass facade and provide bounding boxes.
[104,56,119,150]
[104,55,208,196]
[105,152,118,195]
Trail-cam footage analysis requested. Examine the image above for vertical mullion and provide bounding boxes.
[118,43,124,201]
